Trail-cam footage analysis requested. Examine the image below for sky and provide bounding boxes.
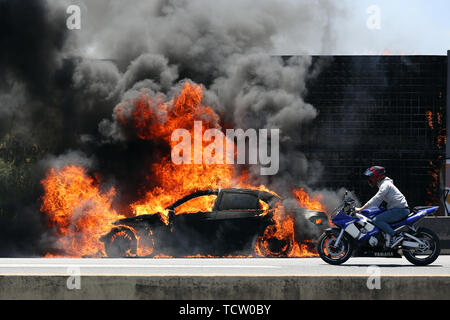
[272,0,450,55]
[335,0,450,55]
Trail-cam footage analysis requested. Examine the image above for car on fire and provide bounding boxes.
[100,188,329,257]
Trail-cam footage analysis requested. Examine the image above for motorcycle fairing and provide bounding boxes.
[332,206,439,243]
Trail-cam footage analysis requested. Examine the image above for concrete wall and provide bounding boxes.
[1,275,449,300]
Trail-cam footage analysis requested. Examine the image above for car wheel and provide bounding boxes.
[104,226,137,257]
[253,226,294,257]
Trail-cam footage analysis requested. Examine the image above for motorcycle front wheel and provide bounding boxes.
[317,231,353,265]
[402,227,440,266]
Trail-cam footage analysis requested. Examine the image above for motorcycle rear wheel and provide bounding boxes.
[402,227,440,266]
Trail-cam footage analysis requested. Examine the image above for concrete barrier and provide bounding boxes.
[1,275,449,300]
[418,217,450,254]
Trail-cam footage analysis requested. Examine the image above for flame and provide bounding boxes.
[259,199,269,211]
[293,187,326,212]
[176,195,218,214]
[253,187,327,257]
[41,83,324,258]
[40,165,124,257]
[117,82,234,223]
[426,110,434,129]
[425,109,446,205]
[136,227,155,257]
[254,205,317,257]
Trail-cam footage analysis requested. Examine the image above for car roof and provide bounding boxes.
[166,188,280,209]
[221,188,279,200]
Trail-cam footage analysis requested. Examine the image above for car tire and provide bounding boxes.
[252,231,294,257]
[104,226,137,257]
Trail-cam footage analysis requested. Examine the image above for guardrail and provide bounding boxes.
[1,275,449,300]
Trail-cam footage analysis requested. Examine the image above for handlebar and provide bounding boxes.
[343,197,356,216]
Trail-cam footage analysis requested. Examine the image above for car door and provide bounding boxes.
[171,193,219,255]
[212,190,265,253]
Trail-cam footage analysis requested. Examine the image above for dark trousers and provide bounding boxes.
[372,208,410,236]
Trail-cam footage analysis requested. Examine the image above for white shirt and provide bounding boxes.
[364,177,408,209]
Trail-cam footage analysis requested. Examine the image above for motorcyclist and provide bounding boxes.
[355,166,410,248]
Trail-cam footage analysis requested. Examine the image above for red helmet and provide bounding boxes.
[364,166,386,187]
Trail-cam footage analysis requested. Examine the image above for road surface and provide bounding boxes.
[1,256,449,276]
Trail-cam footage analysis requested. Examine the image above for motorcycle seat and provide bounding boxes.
[390,215,411,224]
[389,207,434,225]
[410,206,433,214]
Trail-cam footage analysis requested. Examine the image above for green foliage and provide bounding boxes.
[0,135,48,218]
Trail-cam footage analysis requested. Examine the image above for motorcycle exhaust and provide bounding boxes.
[401,240,419,248]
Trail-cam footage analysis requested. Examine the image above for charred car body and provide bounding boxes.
[101,188,328,257]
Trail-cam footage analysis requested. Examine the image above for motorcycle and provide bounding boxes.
[317,191,440,266]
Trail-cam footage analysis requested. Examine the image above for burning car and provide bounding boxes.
[100,188,328,257]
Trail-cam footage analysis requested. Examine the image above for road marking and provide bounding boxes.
[0,264,281,269]
[1,273,450,277]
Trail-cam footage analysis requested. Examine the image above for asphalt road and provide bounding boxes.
[0,256,449,276]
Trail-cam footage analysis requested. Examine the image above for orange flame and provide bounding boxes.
[40,165,124,257]
[425,108,446,206]
[254,205,317,257]
[255,187,327,257]
[293,187,326,212]
[426,110,434,129]
[116,82,234,223]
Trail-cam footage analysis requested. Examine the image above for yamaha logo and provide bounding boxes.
[374,252,394,257]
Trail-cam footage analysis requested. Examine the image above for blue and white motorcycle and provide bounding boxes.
[317,192,440,266]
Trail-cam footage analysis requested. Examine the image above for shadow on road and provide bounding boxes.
[335,264,443,268]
